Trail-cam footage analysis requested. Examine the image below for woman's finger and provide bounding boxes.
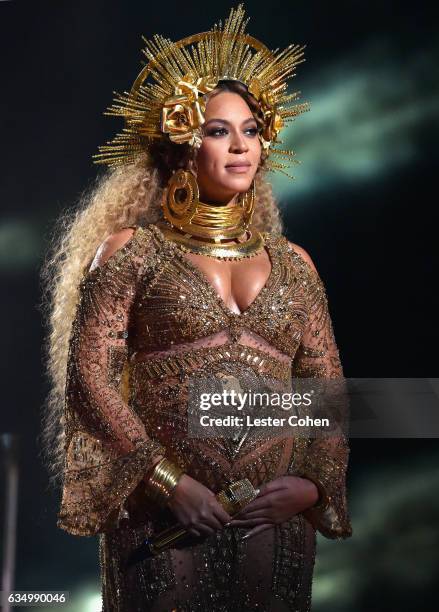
[195,522,216,537]
[257,479,289,497]
[188,527,201,537]
[203,513,225,531]
[231,509,271,523]
[229,517,268,527]
[241,523,274,540]
[233,499,271,518]
[212,504,233,526]
[232,505,272,519]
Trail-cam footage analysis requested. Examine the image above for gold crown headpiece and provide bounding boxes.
[92,3,310,179]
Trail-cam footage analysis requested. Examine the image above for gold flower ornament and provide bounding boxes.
[161,72,218,147]
[258,90,285,149]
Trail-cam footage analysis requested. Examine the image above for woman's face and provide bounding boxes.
[196,91,261,204]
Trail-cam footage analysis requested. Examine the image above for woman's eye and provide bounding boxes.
[209,128,228,136]
[208,127,259,137]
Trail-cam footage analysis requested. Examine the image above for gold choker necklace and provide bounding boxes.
[159,169,265,259]
[157,221,265,260]
[162,169,254,241]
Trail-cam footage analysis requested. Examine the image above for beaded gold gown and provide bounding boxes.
[57,223,352,611]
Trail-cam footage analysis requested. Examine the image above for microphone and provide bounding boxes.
[126,478,258,567]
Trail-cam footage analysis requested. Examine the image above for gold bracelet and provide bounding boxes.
[145,458,184,508]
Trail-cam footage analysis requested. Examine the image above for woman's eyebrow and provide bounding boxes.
[204,117,257,127]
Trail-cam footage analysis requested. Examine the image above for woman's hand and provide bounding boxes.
[166,474,233,538]
[229,476,319,540]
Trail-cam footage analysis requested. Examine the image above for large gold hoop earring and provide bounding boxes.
[162,169,199,228]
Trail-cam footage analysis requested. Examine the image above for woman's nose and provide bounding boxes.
[229,131,249,153]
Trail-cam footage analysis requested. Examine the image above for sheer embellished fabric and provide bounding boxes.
[57,223,352,611]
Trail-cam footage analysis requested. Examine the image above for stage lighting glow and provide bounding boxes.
[272,38,438,202]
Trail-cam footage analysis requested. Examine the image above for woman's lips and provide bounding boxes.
[225,164,251,173]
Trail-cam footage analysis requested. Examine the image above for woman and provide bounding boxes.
[42,5,352,611]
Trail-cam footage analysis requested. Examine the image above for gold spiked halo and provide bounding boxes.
[92,3,311,180]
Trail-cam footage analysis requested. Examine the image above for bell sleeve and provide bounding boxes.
[57,228,166,536]
[291,252,353,540]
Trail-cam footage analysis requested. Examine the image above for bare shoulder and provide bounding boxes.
[287,240,318,274]
[89,227,137,272]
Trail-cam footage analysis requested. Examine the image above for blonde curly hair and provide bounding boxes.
[40,81,285,487]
